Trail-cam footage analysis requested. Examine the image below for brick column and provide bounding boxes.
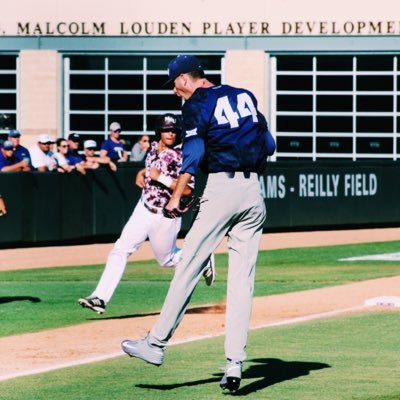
[19,50,61,148]
[224,50,270,117]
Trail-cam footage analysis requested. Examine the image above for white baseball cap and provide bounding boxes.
[38,134,55,144]
[84,139,97,149]
[109,122,121,132]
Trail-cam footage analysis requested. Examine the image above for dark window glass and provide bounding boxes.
[356,116,393,133]
[147,115,163,132]
[70,75,105,90]
[277,136,313,152]
[147,74,170,90]
[65,55,222,135]
[0,113,16,130]
[0,56,17,70]
[317,116,353,132]
[147,94,182,111]
[147,55,222,71]
[357,55,394,71]
[70,94,104,111]
[276,155,312,160]
[69,56,105,70]
[147,56,176,70]
[0,93,16,109]
[357,76,393,91]
[0,74,16,89]
[206,74,222,85]
[317,56,353,71]
[317,137,353,153]
[108,56,143,70]
[276,56,313,71]
[317,76,353,91]
[317,95,352,112]
[357,137,393,153]
[357,95,393,112]
[277,75,312,91]
[107,114,143,131]
[398,116,400,132]
[277,95,312,111]
[108,94,143,110]
[199,56,223,70]
[108,75,143,90]
[277,116,312,132]
[70,114,105,131]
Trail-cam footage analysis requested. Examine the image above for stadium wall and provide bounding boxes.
[1,161,399,248]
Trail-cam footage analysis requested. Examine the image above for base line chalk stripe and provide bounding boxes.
[0,304,365,382]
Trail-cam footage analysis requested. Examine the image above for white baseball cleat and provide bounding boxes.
[219,359,242,392]
[121,335,165,366]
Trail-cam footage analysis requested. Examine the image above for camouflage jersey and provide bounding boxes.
[142,141,195,209]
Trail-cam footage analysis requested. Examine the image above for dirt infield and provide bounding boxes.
[2,227,400,270]
[1,227,400,381]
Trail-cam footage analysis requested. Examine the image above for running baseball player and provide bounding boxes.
[78,113,215,314]
[121,55,276,392]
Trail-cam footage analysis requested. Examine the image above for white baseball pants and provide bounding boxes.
[92,200,181,303]
[149,172,266,362]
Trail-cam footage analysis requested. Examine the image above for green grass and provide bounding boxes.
[1,240,400,336]
[0,311,398,399]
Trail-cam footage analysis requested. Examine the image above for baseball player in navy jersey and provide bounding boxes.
[78,113,215,314]
[121,55,276,392]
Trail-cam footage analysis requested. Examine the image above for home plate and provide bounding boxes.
[365,296,400,307]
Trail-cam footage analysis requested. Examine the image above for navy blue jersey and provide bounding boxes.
[13,144,31,162]
[65,150,84,166]
[0,152,19,170]
[181,84,275,175]
[101,139,125,162]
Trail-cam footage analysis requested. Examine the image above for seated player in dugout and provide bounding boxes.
[78,113,215,314]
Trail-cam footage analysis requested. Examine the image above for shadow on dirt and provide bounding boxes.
[88,303,226,320]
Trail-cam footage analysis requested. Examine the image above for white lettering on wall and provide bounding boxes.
[344,174,378,197]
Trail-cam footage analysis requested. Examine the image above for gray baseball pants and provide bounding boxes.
[149,171,266,362]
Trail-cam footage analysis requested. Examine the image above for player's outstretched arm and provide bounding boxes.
[149,166,192,196]
[165,172,192,210]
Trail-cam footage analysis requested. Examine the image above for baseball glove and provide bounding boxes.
[163,195,201,219]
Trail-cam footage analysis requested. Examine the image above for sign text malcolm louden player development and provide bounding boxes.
[260,173,378,199]
[3,20,400,36]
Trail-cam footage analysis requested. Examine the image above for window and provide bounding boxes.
[271,55,399,160]
[0,55,18,141]
[63,54,223,149]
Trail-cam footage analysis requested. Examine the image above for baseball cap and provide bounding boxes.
[164,55,204,87]
[2,140,14,150]
[8,129,21,138]
[38,134,55,144]
[68,133,81,142]
[84,139,97,149]
[109,122,121,132]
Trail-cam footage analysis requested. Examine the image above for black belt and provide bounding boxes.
[224,171,254,179]
[143,201,163,214]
